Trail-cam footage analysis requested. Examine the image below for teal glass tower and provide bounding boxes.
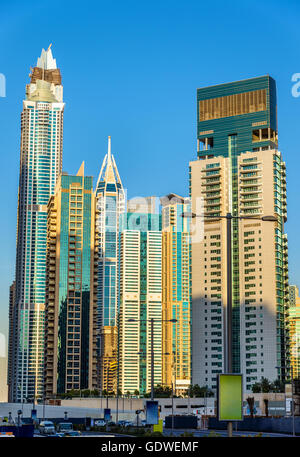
[8,47,65,402]
[94,137,125,392]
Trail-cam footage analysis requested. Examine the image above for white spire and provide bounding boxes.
[108,136,111,159]
[95,136,123,193]
[36,44,57,70]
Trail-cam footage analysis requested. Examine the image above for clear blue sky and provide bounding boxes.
[0,0,300,341]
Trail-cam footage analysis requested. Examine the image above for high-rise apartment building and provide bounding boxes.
[119,201,162,394]
[7,281,16,401]
[8,46,64,402]
[94,137,125,393]
[289,285,300,379]
[161,194,191,395]
[190,76,289,392]
[289,285,299,308]
[44,164,97,397]
[127,196,157,214]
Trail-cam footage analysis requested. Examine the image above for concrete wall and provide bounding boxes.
[209,417,299,435]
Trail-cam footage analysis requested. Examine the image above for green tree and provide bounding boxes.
[271,379,285,393]
[261,377,272,393]
[82,389,91,397]
[187,384,214,398]
[251,382,262,393]
[144,385,172,398]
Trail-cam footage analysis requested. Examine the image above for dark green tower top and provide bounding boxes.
[197,75,277,159]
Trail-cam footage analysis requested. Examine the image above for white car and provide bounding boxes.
[39,421,56,435]
[94,419,106,427]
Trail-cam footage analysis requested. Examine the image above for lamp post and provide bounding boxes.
[116,352,143,424]
[182,211,277,437]
[127,318,177,400]
[163,351,177,434]
[42,395,46,421]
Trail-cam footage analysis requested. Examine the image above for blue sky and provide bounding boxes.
[0,0,300,340]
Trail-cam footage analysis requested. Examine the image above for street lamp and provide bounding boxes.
[182,211,277,436]
[127,318,177,400]
[163,351,177,434]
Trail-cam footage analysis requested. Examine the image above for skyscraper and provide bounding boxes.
[94,137,125,393]
[44,164,97,396]
[8,46,64,402]
[289,285,300,379]
[190,76,289,392]
[161,194,191,395]
[289,285,299,308]
[119,200,162,394]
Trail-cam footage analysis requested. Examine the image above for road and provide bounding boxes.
[34,428,296,438]
[163,428,293,437]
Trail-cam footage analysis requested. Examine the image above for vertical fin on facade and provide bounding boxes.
[77,161,85,177]
[95,137,123,193]
[36,46,57,70]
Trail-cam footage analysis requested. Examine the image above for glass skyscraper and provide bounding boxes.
[161,194,191,395]
[8,46,64,402]
[95,137,125,393]
[44,164,97,396]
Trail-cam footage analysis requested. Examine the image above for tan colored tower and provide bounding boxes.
[190,148,288,392]
[161,194,191,395]
[289,287,300,379]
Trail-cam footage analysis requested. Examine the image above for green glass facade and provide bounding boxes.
[44,171,97,396]
[10,93,64,402]
[58,174,93,392]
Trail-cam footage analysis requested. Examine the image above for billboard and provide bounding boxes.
[218,374,243,421]
[104,408,111,422]
[146,400,159,425]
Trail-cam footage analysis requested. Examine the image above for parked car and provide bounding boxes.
[107,421,116,426]
[94,419,106,427]
[124,421,134,427]
[64,430,81,437]
[56,422,73,433]
[117,420,126,427]
[140,420,147,427]
[39,421,56,435]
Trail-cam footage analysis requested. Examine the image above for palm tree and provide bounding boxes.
[246,397,255,418]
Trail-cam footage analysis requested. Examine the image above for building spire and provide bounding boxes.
[37,46,57,70]
[108,136,111,159]
[95,137,123,193]
[77,161,85,177]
